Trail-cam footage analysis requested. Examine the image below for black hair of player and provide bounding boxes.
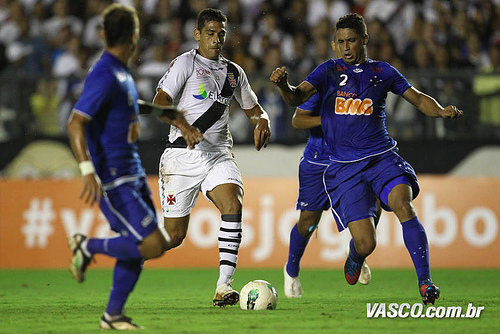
[196,8,227,32]
[335,13,367,38]
[102,4,138,48]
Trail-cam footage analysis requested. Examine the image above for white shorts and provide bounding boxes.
[158,148,243,217]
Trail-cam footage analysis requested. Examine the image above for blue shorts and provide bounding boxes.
[100,176,159,243]
[296,155,331,211]
[324,150,419,232]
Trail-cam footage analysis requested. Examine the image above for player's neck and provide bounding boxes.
[105,45,133,66]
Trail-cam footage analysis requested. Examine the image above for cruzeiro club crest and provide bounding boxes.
[246,288,259,310]
[193,83,208,100]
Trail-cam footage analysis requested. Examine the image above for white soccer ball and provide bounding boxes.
[240,280,278,310]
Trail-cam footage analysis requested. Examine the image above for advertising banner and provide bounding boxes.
[0,177,498,269]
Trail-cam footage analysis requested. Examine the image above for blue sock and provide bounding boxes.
[105,259,143,316]
[286,223,310,277]
[87,237,142,261]
[401,217,431,284]
[348,239,365,264]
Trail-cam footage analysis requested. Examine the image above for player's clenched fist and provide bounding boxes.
[270,66,288,87]
[440,105,463,119]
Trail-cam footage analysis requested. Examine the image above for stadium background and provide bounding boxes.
[0,0,500,270]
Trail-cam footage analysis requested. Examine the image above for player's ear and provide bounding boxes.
[363,33,369,45]
[194,28,201,42]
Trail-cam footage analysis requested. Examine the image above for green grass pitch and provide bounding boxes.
[0,268,499,333]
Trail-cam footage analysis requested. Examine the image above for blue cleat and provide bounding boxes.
[419,280,440,305]
[344,256,363,285]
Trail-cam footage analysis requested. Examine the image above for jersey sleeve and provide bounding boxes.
[389,65,412,95]
[304,62,328,94]
[298,93,320,115]
[233,65,258,110]
[157,54,192,100]
[73,67,114,119]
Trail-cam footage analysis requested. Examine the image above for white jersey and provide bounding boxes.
[157,49,259,151]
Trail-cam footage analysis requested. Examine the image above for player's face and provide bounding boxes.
[334,28,368,65]
[195,20,226,60]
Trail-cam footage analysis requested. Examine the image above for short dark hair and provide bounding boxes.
[102,4,138,48]
[196,8,227,32]
[336,13,367,38]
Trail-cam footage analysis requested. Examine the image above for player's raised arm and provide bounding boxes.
[292,108,321,129]
[152,88,204,149]
[270,66,317,107]
[243,103,271,151]
[67,111,102,206]
[402,86,463,119]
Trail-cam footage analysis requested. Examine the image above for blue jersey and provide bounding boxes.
[299,93,328,159]
[305,58,411,162]
[73,52,144,184]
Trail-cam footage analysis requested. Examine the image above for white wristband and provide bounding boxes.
[79,160,95,176]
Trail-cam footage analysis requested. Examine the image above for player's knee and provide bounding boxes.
[297,221,318,237]
[139,232,165,260]
[220,200,242,215]
[168,230,187,248]
[390,198,415,221]
[355,237,376,257]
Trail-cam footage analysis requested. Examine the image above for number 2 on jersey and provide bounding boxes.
[339,74,348,86]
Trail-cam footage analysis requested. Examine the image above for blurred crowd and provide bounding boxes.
[1,0,500,144]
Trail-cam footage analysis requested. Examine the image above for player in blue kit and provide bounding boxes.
[66,4,202,329]
[284,93,376,298]
[271,13,463,305]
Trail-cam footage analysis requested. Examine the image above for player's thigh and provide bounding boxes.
[347,217,377,255]
[296,157,330,211]
[201,152,243,214]
[206,183,243,215]
[100,178,158,243]
[158,148,207,218]
[330,180,378,233]
[369,151,420,211]
[163,215,190,248]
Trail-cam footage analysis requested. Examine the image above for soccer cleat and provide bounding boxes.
[100,315,142,330]
[283,264,303,298]
[419,280,440,305]
[213,280,239,307]
[358,260,371,285]
[344,244,371,285]
[344,256,363,285]
[68,233,93,283]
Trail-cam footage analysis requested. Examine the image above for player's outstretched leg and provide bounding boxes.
[284,222,313,297]
[214,214,241,307]
[401,216,439,303]
[344,242,371,285]
[100,259,143,329]
[69,233,93,282]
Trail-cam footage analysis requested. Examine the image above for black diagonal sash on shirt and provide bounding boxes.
[167,61,240,148]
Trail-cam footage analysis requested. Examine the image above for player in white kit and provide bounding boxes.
[153,8,271,307]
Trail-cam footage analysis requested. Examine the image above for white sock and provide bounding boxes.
[217,215,242,286]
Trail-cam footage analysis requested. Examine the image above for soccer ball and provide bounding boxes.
[240,280,278,310]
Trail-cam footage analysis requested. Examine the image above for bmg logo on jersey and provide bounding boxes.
[335,97,373,116]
